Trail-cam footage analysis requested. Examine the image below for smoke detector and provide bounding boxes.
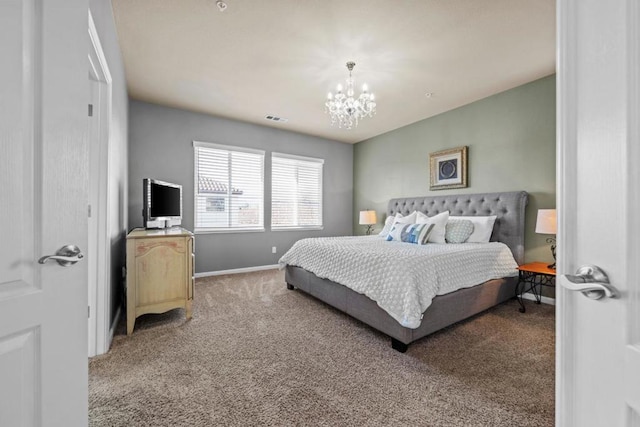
[216,1,227,12]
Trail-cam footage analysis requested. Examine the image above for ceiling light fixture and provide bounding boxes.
[325,61,376,130]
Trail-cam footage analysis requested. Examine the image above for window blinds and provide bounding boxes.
[271,153,323,229]
[194,142,264,231]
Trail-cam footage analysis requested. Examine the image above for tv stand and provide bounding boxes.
[144,218,180,229]
[125,227,194,335]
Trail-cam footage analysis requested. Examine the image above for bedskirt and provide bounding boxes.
[286,265,518,347]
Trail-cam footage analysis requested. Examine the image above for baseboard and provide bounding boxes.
[521,292,556,306]
[195,264,280,278]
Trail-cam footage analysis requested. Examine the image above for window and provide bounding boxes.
[271,153,323,230]
[194,141,264,232]
[205,197,225,212]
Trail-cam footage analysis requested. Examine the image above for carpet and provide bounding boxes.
[89,269,555,426]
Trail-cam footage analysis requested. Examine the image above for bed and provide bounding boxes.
[281,191,528,352]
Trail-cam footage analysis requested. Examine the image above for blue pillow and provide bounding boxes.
[386,223,435,245]
[445,219,475,243]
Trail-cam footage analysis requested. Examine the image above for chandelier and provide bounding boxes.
[325,61,376,129]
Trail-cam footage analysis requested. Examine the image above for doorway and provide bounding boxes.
[88,11,113,357]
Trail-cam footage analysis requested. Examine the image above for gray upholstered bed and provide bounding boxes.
[284,191,528,352]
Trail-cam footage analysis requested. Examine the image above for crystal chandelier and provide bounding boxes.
[325,61,376,129]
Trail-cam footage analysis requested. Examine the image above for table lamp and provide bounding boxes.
[359,210,377,235]
[535,209,557,269]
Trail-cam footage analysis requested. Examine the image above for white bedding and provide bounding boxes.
[278,236,518,329]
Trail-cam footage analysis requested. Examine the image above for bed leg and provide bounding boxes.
[286,283,295,290]
[391,338,408,353]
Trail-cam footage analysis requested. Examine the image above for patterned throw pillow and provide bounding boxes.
[416,211,450,243]
[378,211,418,238]
[386,223,435,245]
[445,219,475,243]
[449,215,497,243]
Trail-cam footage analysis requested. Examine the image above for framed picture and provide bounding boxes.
[429,146,468,190]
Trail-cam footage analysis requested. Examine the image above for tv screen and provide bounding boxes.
[144,179,182,224]
[150,182,181,218]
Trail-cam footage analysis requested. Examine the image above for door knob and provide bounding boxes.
[38,245,84,267]
[560,265,617,300]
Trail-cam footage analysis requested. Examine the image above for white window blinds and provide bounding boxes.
[194,141,264,231]
[271,153,324,230]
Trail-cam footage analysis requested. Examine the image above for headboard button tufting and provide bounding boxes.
[386,191,529,265]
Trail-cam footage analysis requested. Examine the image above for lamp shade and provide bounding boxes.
[359,210,377,225]
[535,209,557,234]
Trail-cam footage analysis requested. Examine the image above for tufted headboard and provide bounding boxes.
[387,191,529,264]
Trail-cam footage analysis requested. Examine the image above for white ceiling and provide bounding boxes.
[111,0,556,144]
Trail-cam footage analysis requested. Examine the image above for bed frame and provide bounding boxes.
[285,191,529,352]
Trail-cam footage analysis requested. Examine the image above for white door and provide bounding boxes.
[557,0,640,425]
[0,1,89,426]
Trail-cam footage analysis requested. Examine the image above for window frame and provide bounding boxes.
[271,152,324,232]
[193,140,265,234]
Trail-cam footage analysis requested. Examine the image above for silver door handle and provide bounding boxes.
[38,245,84,267]
[560,265,617,299]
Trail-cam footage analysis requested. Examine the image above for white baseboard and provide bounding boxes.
[195,264,280,278]
[521,292,556,306]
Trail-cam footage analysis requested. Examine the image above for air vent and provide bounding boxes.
[265,115,288,123]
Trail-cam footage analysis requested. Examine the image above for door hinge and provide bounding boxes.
[88,104,93,117]
[88,306,91,318]
[88,204,92,217]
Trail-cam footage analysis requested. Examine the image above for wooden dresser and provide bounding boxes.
[126,227,194,335]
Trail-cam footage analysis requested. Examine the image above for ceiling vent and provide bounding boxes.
[265,115,288,123]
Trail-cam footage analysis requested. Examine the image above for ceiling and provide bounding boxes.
[111,0,556,144]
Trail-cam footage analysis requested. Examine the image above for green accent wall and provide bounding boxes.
[354,75,556,265]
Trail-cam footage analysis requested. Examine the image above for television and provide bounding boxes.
[143,178,182,229]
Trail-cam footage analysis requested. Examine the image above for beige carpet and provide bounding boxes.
[89,269,555,427]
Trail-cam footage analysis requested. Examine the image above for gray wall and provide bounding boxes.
[128,101,353,273]
[354,75,556,265]
[89,0,129,327]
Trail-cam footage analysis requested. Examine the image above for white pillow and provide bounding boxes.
[416,211,450,243]
[378,215,399,237]
[449,215,497,243]
[392,211,417,226]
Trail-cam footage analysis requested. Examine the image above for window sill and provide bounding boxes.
[271,226,324,232]
[195,228,265,235]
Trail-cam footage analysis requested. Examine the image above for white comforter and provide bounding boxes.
[278,236,518,329]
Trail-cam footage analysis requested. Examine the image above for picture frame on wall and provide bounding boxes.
[429,146,468,190]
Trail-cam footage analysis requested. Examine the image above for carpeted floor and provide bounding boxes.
[89,269,555,427]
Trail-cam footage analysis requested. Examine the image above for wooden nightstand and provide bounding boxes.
[516,262,556,313]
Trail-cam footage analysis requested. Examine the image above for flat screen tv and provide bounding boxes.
[143,178,182,228]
